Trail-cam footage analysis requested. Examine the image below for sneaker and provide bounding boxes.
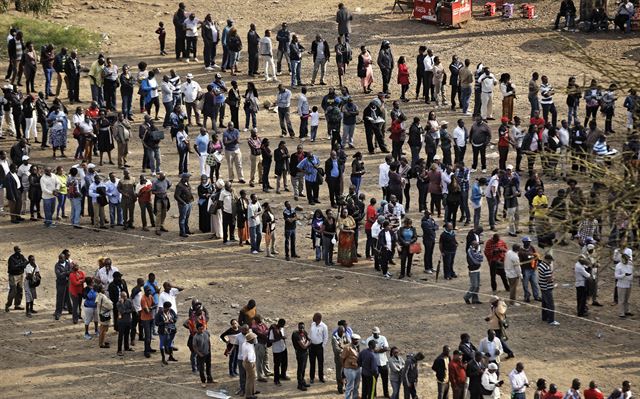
[84,333,93,340]
[252,250,258,254]
[549,321,560,326]
[481,169,487,173]
[470,169,477,173]
[193,58,199,62]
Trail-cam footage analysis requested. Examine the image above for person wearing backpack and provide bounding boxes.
[23,255,41,318]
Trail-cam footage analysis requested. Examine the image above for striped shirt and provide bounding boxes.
[540,83,554,105]
[537,260,554,291]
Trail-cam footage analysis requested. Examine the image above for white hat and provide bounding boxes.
[440,121,448,126]
[506,164,514,170]
[186,73,193,79]
[372,326,381,334]
[351,333,361,340]
[433,154,441,160]
[586,244,595,250]
[488,363,499,371]
[21,155,30,161]
[2,84,13,90]
[623,248,633,259]
[87,163,96,169]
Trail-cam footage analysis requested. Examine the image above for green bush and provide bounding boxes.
[0,14,100,56]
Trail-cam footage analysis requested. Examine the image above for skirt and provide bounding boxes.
[50,126,67,148]
[199,202,211,233]
[337,231,357,267]
[24,280,37,302]
[210,209,223,237]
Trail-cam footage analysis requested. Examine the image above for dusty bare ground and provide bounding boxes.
[1,0,640,398]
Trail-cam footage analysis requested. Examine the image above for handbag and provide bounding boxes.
[206,151,223,166]
[409,242,422,254]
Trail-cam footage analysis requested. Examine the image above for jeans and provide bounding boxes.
[311,57,327,83]
[522,267,540,301]
[121,92,133,118]
[90,83,104,108]
[70,197,82,226]
[350,175,362,194]
[250,225,262,251]
[238,355,246,392]
[245,109,257,129]
[70,293,82,323]
[567,104,578,126]
[437,381,450,399]
[43,197,56,226]
[139,202,155,228]
[461,87,472,114]
[278,106,295,136]
[464,271,480,302]
[528,95,540,117]
[284,229,297,257]
[197,353,213,383]
[487,196,497,229]
[541,102,558,128]
[344,368,361,399]
[144,147,161,173]
[178,203,192,235]
[342,123,355,146]
[541,288,555,322]
[290,60,301,86]
[44,67,54,95]
[391,379,402,399]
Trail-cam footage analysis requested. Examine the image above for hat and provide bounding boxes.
[506,164,513,170]
[433,154,441,160]
[490,295,500,302]
[87,163,96,169]
[2,84,13,90]
[21,155,30,161]
[488,363,499,371]
[522,236,532,242]
[215,73,222,79]
[180,172,191,179]
[440,121,448,126]
[186,73,193,79]
[245,332,257,341]
[372,327,381,334]
[501,116,509,123]
[351,333,361,340]
[215,178,225,189]
[623,248,633,259]
[586,244,595,250]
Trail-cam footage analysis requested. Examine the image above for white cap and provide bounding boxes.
[372,326,381,334]
[87,163,96,169]
[186,73,193,79]
[623,248,633,259]
[440,120,448,126]
[351,333,361,340]
[433,154,441,160]
[21,155,30,161]
[586,244,595,250]
[506,164,513,170]
[488,363,498,370]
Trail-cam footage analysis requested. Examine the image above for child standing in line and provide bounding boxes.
[156,22,167,56]
[310,106,320,142]
[397,56,410,102]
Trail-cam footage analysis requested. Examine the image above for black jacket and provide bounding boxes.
[311,40,330,62]
[431,354,450,383]
[376,229,397,252]
[108,279,129,303]
[324,158,343,179]
[7,252,27,275]
[4,173,22,202]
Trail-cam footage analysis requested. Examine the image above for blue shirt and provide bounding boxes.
[195,134,210,153]
[212,81,226,104]
[105,180,121,204]
[84,288,97,308]
[330,159,339,178]
[297,156,319,182]
[471,183,483,207]
[223,129,240,151]
[144,280,159,305]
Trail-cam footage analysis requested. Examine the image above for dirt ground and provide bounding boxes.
[1,0,640,398]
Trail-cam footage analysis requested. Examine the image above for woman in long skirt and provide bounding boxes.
[357,46,374,94]
[96,110,114,166]
[209,179,224,239]
[197,175,212,233]
[47,105,68,158]
[236,189,250,245]
[23,255,40,317]
[337,208,357,266]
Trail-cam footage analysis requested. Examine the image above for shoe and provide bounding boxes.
[84,333,93,340]
[506,353,515,359]
[626,312,635,316]
[549,321,560,326]
[592,301,603,307]
[281,376,291,380]
[310,379,314,384]
[398,274,405,279]
[464,297,471,304]
[258,378,268,382]
[304,382,311,387]
[472,301,483,304]
[298,385,307,391]
[14,306,24,310]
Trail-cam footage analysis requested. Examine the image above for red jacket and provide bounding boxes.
[484,238,508,263]
[397,63,410,85]
[448,359,466,386]
[584,388,604,399]
[544,392,564,399]
[69,270,86,297]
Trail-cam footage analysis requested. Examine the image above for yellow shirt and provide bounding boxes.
[88,60,104,87]
[532,195,548,219]
[56,174,68,195]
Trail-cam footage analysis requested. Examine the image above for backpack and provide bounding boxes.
[326,105,342,125]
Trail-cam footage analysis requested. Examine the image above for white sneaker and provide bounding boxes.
[464,111,472,115]
[252,250,258,254]
[243,128,248,132]
[193,58,199,62]
[184,59,190,64]
[470,169,477,173]
[549,321,560,326]
[205,67,214,71]
[481,169,487,173]
[212,64,220,68]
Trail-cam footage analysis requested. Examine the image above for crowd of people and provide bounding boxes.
[1,1,639,397]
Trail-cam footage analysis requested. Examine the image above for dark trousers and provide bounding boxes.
[203,40,216,67]
[131,311,141,341]
[117,320,131,352]
[473,88,482,117]
[295,350,308,386]
[54,280,69,316]
[327,176,341,207]
[175,32,186,59]
[400,248,413,276]
[392,140,403,162]
[70,293,82,323]
[489,261,510,292]
[285,229,297,257]
[423,239,435,271]
[375,365,389,397]
[450,83,460,109]
[423,70,434,102]
[498,145,509,170]
[576,285,588,316]
[471,145,486,170]
[362,374,376,399]
[139,202,155,228]
[223,211,235,242]
[142,319,152,354]
[68,75,80,102]
[443,251,456,278]
[380,248,392,275]
[454,145,466,165]
[494,329,513,356]
[248,50,259,75]
[273,349,288,383]
[415,70,424,98]
[309,343,324,380]
[541,288,556,322]
[305,180,319,204]
[197,353,213,383]
[541,103,558,128]
[178,147,189,174]
[381,69,391,93]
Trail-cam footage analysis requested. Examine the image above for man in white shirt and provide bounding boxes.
[268,319,288,385]
[16,155,30,213]
[366,326,390,398]
[508,362,529,398]
[378,155,392,201]
[481,363,503,399]
[0,151,10,211]
[479,67,497,120]
[242,331,258,398]
[557,119,570,177]
[485,170,500,231]
[389,195,405,219]
[95,258,119,287]
[259,30,276,81]
[160,76,176,127]
[615,248,634,318]
[452,119,467,164]
[158,281,183,315]
[574,255,592,317]
[308,312,328,383]
[504,244,523,305]
[180,73,202,127]
[184,13,201,62]
[423,49,435,103]
[40,166,61,227]
[478,329,503,365]
[297,87,310,140]
[234,325,249,395]
[247,193,263,254]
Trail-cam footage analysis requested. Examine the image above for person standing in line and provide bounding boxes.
[292,322,311,391]
[269,318,289,386]
[469,117,491,173]
[68,262,85,323]
[540,75,558,128]
[310,34,330,86]
[439,222,458,280]
[53,253,71,320]
[431,345,450,399]
[377,40,394,95]
[5,246,26,313]
[508,362,530,399]
[366,327,390,398]
[336,3,353,42]
[222,122,246,184]
[574,255,592,317]
[247,24,260,77]
[277,84,295,137]
[342,333,362,399]
[331,325,350,394]
[247,193,263,254]
[478,66,497,120]
[297,86,310,140]
[482,363,504,398]
[484,233,510,294]
[504,244,522,305]
[402,351,425,399]
[202,15,218,70]
[359,339,380,399]
[421,210,439,273]
[193,322,215,387]
[115,291,134,356]
[22,255,40,317]
[614,248,634,318]
[449,349,467,399]
[283,200,299,261]
[449,55,463,111]
[289,35,305,87]
[275,23,291,75]
[537,253,560,326]
[242,332,258,399]
[388,347,405,399]
[174,172,194,238]
[251,314,273,382]
[464,240,484,304]
[259,30,277,81]
[309,312,328,384]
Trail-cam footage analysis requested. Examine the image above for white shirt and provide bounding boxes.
[365,335,389,366]
[309,321,329,347]
[558,127,570,147]
[391,203,405,218]
[181,80,202,103]
[40,174,61,200]
[614,261,634,288]
[297,93,309,116]
[95,266,119,287]
[242,341,256,362]
[10,172,21,190]
[268,327,287,354]
[161,81,176,104]
[184,17,200,37]
[147,77,159,98]
[315,40,325,59]
[158,288,179,314]
[17,163,31,187]
[23,263,39,283]
[379,162,390,187]
[383,230,393,250]
[259,36,273,56]
[574,261,591,287]
[310,111,320,127]
[508,369,529,394]
[131,289,143,312]
[478,337,503,363]
[423,55,434,72]
[481,370,501,399]
[504,250,522,279]
[236,333,247,360]
[220,189,234,213]
[441,171,451,195]
[485,175,499,198]
[176,130,189,149]
[480,73,497,93]
[371,221,382,238]
[0,159,9,175]
[452,126,467,147]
